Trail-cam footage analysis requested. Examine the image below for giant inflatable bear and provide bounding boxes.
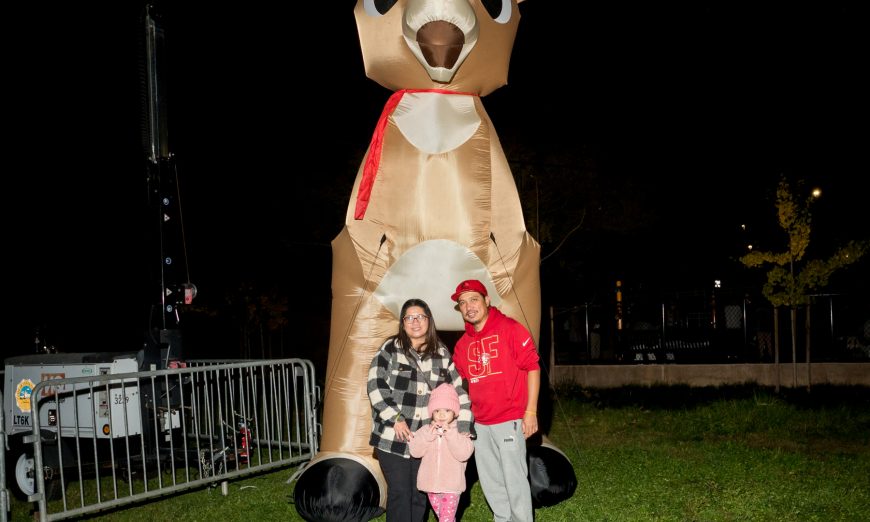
[293,2,575,520]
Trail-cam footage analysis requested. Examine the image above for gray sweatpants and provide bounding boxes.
[474,420,533,522]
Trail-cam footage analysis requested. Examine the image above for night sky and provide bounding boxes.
[8,2,867,356]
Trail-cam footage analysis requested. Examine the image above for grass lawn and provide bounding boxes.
[8,384,869,521]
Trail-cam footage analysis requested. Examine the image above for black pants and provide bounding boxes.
[377,448,428,522]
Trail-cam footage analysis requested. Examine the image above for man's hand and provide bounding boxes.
[522,411,538,439]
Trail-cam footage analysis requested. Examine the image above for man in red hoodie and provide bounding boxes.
[450,279,540,522]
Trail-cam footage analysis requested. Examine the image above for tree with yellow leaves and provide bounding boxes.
[740,176,868,307]
[740,176,868,387]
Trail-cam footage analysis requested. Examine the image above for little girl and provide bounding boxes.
[409,383,474,522]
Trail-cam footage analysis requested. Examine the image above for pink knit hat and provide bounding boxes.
[428,383,460,416]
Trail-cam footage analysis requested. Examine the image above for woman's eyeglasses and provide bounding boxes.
[402,314,429,323]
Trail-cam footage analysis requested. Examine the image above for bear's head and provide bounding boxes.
[354,0,523,95]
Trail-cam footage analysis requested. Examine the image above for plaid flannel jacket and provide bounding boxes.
[368,338,472,457]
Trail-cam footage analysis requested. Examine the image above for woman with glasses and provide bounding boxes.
[367,298,472,522]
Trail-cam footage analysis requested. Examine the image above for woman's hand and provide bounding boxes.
[394,419,411,442]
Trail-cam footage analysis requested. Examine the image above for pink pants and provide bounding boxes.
[428,492,460,522]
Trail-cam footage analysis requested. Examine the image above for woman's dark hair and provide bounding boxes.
[395,298,442,359]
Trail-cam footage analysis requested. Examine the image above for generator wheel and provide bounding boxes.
[9,442,65,501]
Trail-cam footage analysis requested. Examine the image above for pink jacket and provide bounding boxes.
[408,420,474,494]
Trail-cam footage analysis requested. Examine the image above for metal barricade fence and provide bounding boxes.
[16,359,318,521]
[1,388,8,522]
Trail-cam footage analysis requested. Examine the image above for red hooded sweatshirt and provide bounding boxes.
[453,307,540,425]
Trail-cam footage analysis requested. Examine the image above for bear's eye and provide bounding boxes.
[363,0,399,17]
[480,0,513,24]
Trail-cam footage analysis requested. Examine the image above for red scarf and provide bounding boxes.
[354,88,477,220]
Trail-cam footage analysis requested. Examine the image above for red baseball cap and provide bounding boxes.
[451,279,488,302]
